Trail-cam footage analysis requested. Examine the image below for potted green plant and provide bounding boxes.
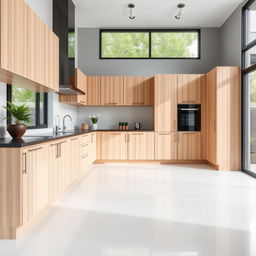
[3,101,31,139]
[89,114,100,130]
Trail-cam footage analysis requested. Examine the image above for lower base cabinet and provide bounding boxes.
[128,132,154,160]
[22,145,49,225]
[177,132,201,160]
[0,132,97,239]
[155,132,178,160]
[155,132,201,160]
[102,132,127,160]
[100,132,154,160]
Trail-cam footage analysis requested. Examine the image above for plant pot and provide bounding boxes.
[92,123,98,130]
[7,124,27,139]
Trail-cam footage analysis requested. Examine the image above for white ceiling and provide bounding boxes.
[73,0,244,28]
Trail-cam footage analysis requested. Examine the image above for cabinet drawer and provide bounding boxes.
[79,134,91,145]
[78,142,91,157]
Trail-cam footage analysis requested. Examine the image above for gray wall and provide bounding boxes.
[78,28,220,76]
[220,4,243,66]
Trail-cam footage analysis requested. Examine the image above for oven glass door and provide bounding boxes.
[178,106,201,131]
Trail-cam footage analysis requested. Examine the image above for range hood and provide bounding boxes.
[53,0,84,95]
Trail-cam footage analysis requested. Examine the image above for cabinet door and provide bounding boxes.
[155,132,177,160]
[102,132,127,160]
[48,143,61,201]
[90,132,97,163]
[22,145,49,224]
[206,69,217,164]
[128,132,154,160]
[70,137,79,182]
[101,76,124,106]
[87,76,101,105]
[177,132,201,160]
[178,74,203,104]
[155,75,178,132]
[124,76,153,106]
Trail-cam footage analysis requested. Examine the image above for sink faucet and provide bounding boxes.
[63,115,72,132]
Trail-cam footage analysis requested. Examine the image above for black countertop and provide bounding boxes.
[0,129,154,148]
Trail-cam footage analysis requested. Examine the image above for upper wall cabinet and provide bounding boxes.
[177,74,204,104]
[101,76,124,106]
[0,0,59,92]
[124,76,154,106]
[87,76,101,106]
[59,68,87,106]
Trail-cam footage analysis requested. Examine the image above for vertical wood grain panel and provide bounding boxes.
[101,76,124,106]
[155,75,178,131]
[155,132,177,160]
[87,76,101,105]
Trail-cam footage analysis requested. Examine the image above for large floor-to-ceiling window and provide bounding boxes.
[243,0,256,177]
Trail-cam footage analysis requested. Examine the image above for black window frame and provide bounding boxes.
[99,29,201,60]
[242,0,256,178]
[6,85,48,129]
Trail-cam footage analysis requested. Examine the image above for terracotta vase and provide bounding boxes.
[7,124,27,139]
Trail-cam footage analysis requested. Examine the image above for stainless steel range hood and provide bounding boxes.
[53,0,84,95]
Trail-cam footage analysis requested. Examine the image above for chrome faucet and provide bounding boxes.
[63,115,72,132]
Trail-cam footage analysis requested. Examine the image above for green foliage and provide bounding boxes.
[12,87,35,103]
[90,114,99,124]
[3,101,31,125]
[152,32,198,58]
[69,32,75,58]
[102,32,149,58]
[250,72,256,103]
[101,32,198,58]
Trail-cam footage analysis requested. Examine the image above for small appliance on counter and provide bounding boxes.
[134,122,143,130]
[178,104,201,131]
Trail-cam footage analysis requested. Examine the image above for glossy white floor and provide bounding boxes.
[1,164,256,256]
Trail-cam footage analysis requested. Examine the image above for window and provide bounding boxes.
[242,0,256,178]
[100,29,200,59]
[68,32,75,58]
[7,85,48,129]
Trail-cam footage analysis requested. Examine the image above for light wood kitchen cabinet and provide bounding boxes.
[0,0,59,92]
[90,132,97,162]
[48,140,69,201]
[202,67,241,170]
[155,74,178,132]
[87,76,101,105]
[155,132,178,160]
[101,132,128,160]
[21,145,49,225]
[128,132,154,160]
[177,74,204,103]
[124,76,154,106]
[177,132,201,160]
[101,76,124,106]
[59,68,87,106]
[69,137,79,183]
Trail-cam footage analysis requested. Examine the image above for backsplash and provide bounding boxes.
[77,106,154,130]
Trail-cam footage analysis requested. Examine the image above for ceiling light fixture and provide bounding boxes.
[128,3,135,19]
[175,3,185,20]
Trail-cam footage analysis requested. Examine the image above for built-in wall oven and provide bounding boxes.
[178,104,201,131]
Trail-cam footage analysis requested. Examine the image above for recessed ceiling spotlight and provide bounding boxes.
[175,3,185,20]
[128,3,135,19]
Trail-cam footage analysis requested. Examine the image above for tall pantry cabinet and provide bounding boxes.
[201,67,241,171]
